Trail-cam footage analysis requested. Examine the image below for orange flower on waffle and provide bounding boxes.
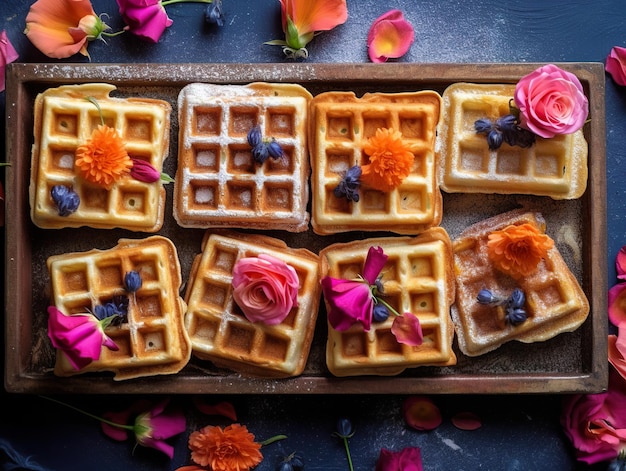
[487,223,554,278]
[360,127,414,192]
[75,124,132,189]
[187,424,262,471]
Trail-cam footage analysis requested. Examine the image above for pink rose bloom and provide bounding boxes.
[375,447,423,471]
[321,246,387,331]
[617,245,626,281]
[514,64,589,138]
[117,0,173,43]
[102,398,186,459]
[232,254,299,325]
[608,281,626,327]
[561,368,626,464]
[0,31,18,93]
[606,46,626,86]
[391,312,423,346]
[367,10,414,63]
[609,327,626,381]
[47,306,118,370]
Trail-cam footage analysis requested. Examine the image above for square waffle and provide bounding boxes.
[320,228,456,377]
[47,236,191,380]
[30,83,171,231]
[437,83,588,199]
[184,231,320,378]
[175,83,312,232]
[451,209,590,357]
[309,90,442,235]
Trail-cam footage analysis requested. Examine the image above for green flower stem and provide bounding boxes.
[40,395,134,431]
[342,436,354,471]
[85,97,105,126]
[102,30,126,38]
[161,0,213,6]
[260,434,287,446]
[375,295,401,317]
[0,163,10,167]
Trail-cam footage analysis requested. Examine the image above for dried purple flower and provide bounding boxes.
[51,185,80,216]
[205,0,224,26]
[334,165,362,202]
[124,270,142,293]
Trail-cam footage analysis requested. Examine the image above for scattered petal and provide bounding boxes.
[192,397,237,421]
[367,10,414,63]
[402,396,442,431]
[0,31,19,92]
[451,411,482,431]
[606,46,626,87]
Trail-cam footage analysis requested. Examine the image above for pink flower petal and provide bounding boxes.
[321,277,374,331]
[452,411,482,431]
[403,396,442,431]
[376,447,423,471]
[192,398,237,421]
[367,10,414,63]
[0,31,19,92]
[391,313,423,346]
[362,246,388,285]
[616,246,626,279]
[606,46,626,87]
[116,0,173,43]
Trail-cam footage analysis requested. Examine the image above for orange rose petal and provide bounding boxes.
[451,411,482,431]
[402,396,442,431]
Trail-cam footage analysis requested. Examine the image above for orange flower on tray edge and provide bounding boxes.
[360,128,414,192]
[186,424,263,471]
[75,124,133,189]
[487,223,554,278]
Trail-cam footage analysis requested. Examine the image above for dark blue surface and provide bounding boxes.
[1,0,625,469]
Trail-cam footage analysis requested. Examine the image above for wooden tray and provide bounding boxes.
[4,62,608,394]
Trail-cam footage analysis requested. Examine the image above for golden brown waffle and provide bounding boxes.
[320,229,456,377]
[175,83,312,232]
[30,84,171,231]
[184,231,320,377]
[309,90,442,235]
[437,83,588,199]
[47,236,190,380]
[451,209,590,357]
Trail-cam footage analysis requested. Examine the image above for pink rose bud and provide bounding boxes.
[130,158,160,183]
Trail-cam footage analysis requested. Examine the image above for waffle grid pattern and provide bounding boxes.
[451,211,590,356]
[438,83,588,199]
[184,233,320,377]
[48,237,189,379]
[175,84,310,231]
[31,85,169,230]
[323,233,456,377]
[310,91,442,234]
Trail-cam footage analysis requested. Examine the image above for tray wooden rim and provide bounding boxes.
[3,62,608,394]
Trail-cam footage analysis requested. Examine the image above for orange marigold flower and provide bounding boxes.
[360,128,414,192]
[487,223,554,278]
[75,124,132,189]
[187,424,263,471]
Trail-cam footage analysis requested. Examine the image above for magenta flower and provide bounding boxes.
[609,326,626,382]
[606,46,626,87]
[117,0,173,43]
[0,31,18,92]
[321,246,387,331]
[102,398,186,459]
[375,447,423,471]
[617,246,626,281]
[130,158,161,182]
[47,306,118,370]
[561,367,626,465]
[367,10,414,63]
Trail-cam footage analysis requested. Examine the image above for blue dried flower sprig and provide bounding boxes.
[277,452,305,471]
[205,0,224,26]
[333,418,355,471]
[477,288,528,326]
[334,165,361,202]
[50,185,80,217]
[474,114,536,150]
[247,125,284,164]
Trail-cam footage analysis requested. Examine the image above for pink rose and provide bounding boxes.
[561,367,626,465]
[375,447,423,471]
[116,0,173,43]
[47,306,118,370]
[367,10,414,63]
[514,64,589,138]
[232,254,299,325]
[606,46,626,86]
